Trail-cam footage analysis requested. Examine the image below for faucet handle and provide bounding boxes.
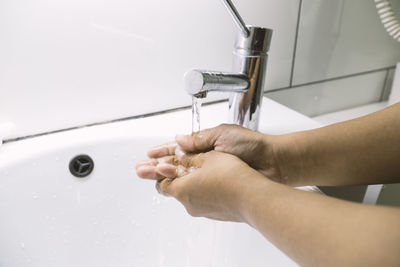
[221,0,250,37]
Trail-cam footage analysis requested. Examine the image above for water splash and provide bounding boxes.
[152,195,161,206]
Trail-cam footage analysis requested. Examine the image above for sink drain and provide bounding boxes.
[69,155,94,178]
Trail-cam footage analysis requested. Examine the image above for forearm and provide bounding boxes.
[275,103,400,186]
[240,178,400,267]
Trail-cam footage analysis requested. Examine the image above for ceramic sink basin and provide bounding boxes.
[0,97,321,267]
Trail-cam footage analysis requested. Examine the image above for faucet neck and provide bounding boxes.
[234,26,273,57]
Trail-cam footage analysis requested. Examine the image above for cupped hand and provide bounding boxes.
[144,124,284,183]
[137,150,266,222]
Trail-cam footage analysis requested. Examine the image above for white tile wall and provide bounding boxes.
[266,70,387,117]
[1,0,400,139]
[0,0,299,139]
[382,68,396,101]
[292,0,400,85]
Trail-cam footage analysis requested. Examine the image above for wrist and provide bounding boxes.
[268,132,310,186]
[238,175,285,227]
[234,169,272,223]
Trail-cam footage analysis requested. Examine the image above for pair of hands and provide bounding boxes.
[135,124,283,222]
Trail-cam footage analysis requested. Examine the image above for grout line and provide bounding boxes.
[5,66,396,144]
[289,0,303,87]
[380,69,390,101]
[265,66,396,95]
[264,86,290,94]
[3,99,229,144]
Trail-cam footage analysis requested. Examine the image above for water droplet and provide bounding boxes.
[152,195,161,206]
[130,219,136,225]
[52,194,57,199]
[93,221,98,225]
[32,192,38,199]
[20,242,25,249]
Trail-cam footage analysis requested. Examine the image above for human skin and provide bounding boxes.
[144,102,400,187]
[136,103,400,266]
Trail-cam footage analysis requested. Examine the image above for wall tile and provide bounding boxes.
[377,184,400,207]
[266,70,386,117]
[381,68,396,101]
[293,0,400,85]
[0,0,298,138]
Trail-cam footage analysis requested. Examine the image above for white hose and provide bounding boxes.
[375,0,400,42]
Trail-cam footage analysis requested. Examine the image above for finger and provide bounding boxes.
[136,165,166,180]
[156,163,178,178]
[157,173,194,200]
[135,159,158,169]
[175,126,222,153]
[156,155,175,165]
[147,142,177,158]
[156,178,175,196]
[157,162,191,178]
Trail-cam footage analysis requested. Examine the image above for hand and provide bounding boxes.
[137,150,266,222]
[146,124,284,183]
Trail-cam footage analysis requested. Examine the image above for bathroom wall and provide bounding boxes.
[1,0,400,139]
[266,0,400,116]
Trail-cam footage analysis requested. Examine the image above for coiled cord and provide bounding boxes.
[375,0,400,42]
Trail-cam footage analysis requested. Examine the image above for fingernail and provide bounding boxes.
[157,163,177,178]
[136,165,156,179]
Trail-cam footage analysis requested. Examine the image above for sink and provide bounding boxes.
[0,97,321,266]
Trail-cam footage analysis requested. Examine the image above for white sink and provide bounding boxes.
[0,97,321,267]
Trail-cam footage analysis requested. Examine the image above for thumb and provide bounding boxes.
[175,126,222,153]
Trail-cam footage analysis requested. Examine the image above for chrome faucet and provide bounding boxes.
[184,0,273,131]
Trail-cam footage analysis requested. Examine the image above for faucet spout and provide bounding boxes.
[184,70,249,97]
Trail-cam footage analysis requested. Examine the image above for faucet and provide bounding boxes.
[184,0,273,131]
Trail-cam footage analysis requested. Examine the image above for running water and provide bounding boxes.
[192,96,202,134]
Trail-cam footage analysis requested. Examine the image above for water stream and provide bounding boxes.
[191,96,202,135]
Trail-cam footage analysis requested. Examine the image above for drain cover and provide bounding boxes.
[69,155,94,178]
